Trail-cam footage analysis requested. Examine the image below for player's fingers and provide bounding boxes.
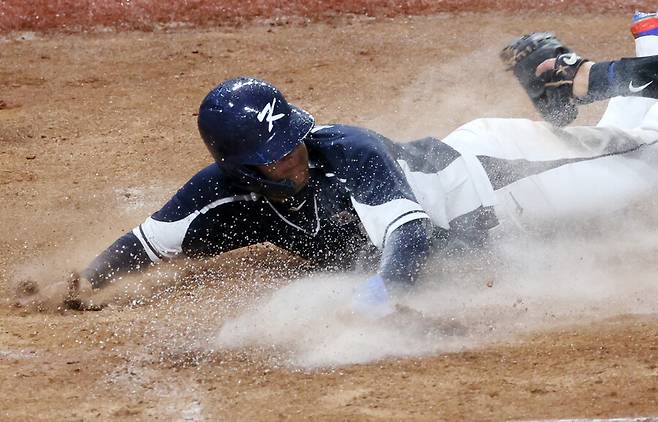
[63,272,104,311]
[66,272,80,300]
[63,272,81,309]
[535,58,556,76]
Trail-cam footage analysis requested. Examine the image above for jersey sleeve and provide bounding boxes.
[134,163,267,261]
[588,56,658,100]
[323,127,431,249]
[83,164,266,288]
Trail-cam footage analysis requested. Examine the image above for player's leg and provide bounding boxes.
[597,11,658,129]
[442,117,658,230]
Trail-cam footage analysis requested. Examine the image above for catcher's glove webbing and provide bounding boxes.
[501,32,581,127]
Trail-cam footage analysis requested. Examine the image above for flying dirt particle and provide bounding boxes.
[0,100,7,109]
[486,280,494,288]
[25,155,36,160]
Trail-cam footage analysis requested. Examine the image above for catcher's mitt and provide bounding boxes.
[501,32,581,127]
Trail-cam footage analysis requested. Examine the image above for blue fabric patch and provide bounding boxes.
[636,28,658,38]
[608,61,616,86]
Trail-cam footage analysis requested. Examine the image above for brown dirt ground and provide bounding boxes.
[1,11,658,421]
[1,0,656,33]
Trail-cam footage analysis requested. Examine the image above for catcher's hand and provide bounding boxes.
[501,32,583,127]
[539,52,590,98]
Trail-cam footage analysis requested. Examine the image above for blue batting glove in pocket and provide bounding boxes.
[351,274,395,319]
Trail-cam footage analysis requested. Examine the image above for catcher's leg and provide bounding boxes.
[442,117,658,230]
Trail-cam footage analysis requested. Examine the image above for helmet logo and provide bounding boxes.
[257,98,285,133]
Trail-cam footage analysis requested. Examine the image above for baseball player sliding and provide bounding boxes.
[33,11,658,317]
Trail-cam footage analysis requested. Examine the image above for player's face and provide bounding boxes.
[256,143,310,200]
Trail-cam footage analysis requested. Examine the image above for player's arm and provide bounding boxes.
[534,55,658,103]
[326,128,432,316]
[378,220,430,284]
[82,163,265,289]
[503,33,658,125]
[352,219,430,318]
[82,231,152,289]
[578,56,658,100]
[344,131,431,286]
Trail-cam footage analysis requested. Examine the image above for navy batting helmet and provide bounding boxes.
[198,77,314,197]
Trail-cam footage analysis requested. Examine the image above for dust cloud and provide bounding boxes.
[214,37,655,368]
[215,206,658,368]
[366,42,542,141]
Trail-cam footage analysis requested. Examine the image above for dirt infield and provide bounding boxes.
[2,5,658,422]
[1,0,657,33]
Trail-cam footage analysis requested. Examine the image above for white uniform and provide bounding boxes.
[440,35,658,231]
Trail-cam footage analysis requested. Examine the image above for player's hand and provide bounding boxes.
[351,274,394,319]
[62,272,103,311]
[501,33,579,126]
[537,57,594,99]
[13,272,103,311]
[533,52,590,124]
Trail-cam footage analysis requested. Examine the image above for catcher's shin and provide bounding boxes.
[501,32,578,127]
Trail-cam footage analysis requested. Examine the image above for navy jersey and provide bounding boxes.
[85,124,497,288]
[135,161,369,269]
[308,125,498,245]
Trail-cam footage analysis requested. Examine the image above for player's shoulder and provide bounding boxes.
[309,124,389,142]
[153,163,256,222]
[177,162,235,198]
[307,124,396,160]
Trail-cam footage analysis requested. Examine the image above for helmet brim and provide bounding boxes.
[240,105,315,166]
